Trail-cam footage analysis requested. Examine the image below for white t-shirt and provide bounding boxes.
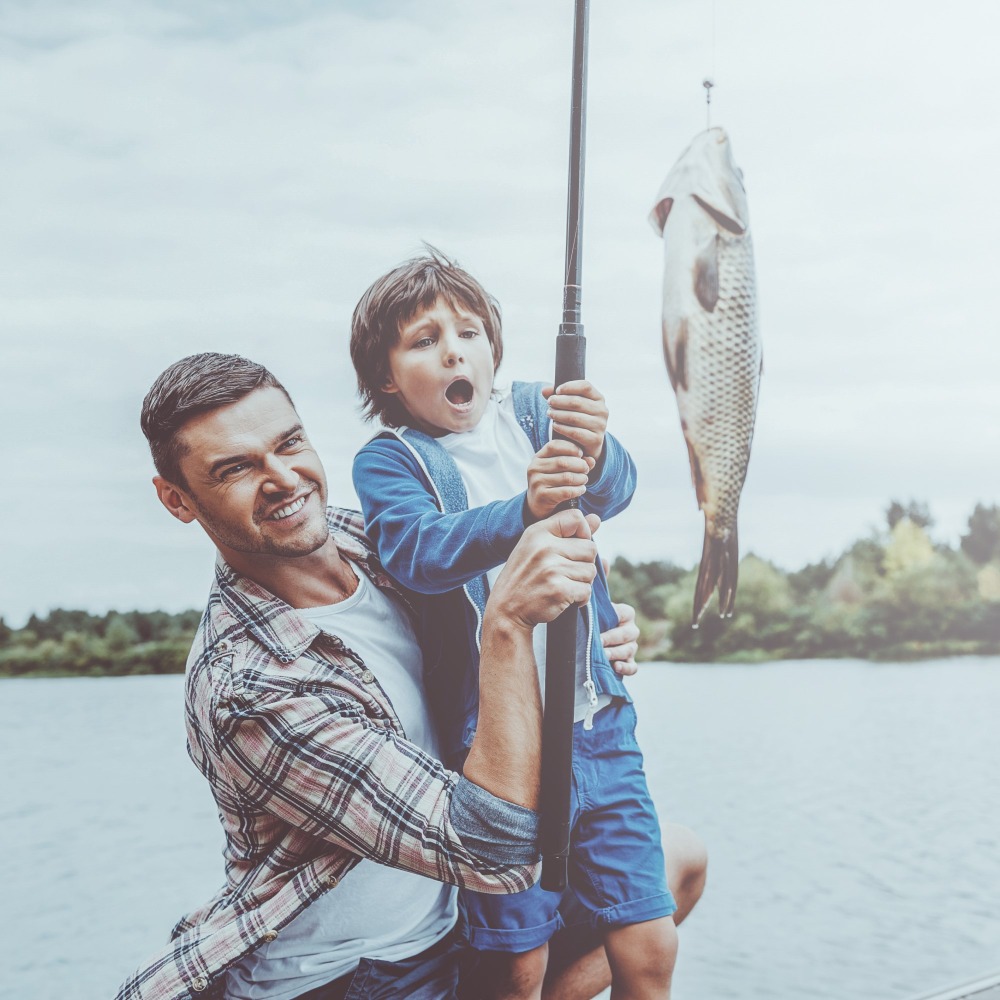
[225,571,457,1000]
[439,391,610,723]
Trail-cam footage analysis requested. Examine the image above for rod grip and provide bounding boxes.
[554,327,586,390]
[540,607,578,891]
[540,325,587,892]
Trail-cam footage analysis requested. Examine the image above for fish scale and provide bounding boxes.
[685,233,759,535]
[650,127,763,624]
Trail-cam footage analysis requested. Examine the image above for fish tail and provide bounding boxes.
[692,525,740,625]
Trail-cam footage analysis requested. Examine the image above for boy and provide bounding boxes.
[350,249,678,1000]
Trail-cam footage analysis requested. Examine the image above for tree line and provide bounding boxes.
[0,608,201,677]
[610,501,1000,662]
[2,501,999,676]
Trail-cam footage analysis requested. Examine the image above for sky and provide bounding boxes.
[1,0,998,627]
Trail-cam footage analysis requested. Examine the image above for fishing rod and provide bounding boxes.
[540,0,590,893]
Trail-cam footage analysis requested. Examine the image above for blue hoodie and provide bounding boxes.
[353,381,636,764]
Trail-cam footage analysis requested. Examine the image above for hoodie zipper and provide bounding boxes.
[581,601,599,730]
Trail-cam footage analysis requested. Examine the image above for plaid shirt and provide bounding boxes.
[115,507,539,1000]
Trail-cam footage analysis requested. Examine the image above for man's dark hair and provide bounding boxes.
[350,246,503,427]
[140,353,292,487]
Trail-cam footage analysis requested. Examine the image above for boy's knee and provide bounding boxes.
[663,822,708,922]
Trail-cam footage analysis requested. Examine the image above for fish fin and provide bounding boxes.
[662,318,689,392]
[693,235,720,312]
[718,524,739,617]
[693,192,747,236]
[649,196,673,236]
[692,526,740,625]
[683,435,706,506]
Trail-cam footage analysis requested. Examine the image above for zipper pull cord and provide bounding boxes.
[582,679,599,731]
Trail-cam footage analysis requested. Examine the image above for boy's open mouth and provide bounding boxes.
[445,378,474,405]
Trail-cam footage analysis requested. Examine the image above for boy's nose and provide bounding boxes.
[443,340,464,365]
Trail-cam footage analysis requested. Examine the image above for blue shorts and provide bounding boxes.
[464,701,676,953]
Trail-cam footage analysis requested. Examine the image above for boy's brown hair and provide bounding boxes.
[350,246,503,427]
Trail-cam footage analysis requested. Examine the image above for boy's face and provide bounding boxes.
[383,296,496,436]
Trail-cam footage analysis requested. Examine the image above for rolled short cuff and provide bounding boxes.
[450,776,541,867]
[467,911,563,953]
[590,890,677,930]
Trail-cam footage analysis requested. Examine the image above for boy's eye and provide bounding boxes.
[414,336,434,349]
[460,329,479,338]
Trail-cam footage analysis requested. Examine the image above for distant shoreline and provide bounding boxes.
[4,644,1000,680]
[5,505,999,677]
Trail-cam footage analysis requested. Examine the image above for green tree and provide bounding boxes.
[886,499,934,530]
[104,613,140,654]
[961,503,1000,565]
[884,519,935,577]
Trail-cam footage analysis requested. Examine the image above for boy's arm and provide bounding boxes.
[578,429,638,520]
[353,437,528,594]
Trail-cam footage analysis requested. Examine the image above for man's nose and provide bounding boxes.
[262,456,300,492]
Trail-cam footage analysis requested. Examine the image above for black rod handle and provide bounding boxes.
[540,326,588,892]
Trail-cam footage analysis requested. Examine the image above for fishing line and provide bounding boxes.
[703,0,716,129]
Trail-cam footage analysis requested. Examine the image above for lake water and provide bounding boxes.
[3,659,1000,1000]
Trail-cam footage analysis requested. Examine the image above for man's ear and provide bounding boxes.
[381,374,399,394]
[153,476,198,524]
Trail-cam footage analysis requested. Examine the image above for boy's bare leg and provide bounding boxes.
[604,917,677,1000]
[480,943,549,1000]
[542,823,707,1000]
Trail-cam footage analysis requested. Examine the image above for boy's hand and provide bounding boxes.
[602,602,640,676]
[542,380,609,462]
[527,440,595,521]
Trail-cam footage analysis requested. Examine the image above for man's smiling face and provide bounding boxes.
[166,386,329,562]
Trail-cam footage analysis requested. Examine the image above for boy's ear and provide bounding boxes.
[153,476,199,524]
[381,375,400,394]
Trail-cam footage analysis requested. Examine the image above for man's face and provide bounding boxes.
[166,386,329,561]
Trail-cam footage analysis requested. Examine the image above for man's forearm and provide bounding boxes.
[462,616,542,810]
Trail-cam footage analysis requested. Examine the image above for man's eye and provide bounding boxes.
[220,463,249,479]
[283,436,303,448]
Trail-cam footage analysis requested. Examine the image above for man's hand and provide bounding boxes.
[526,440,595,520]
[469,511,601,809]
[602,602,640,676]
[542,380,609,463]
[487,510,600,634]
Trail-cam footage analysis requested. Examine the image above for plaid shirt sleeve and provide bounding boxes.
[215,672,540,889]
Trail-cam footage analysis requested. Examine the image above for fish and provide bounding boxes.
[649,126,762,626]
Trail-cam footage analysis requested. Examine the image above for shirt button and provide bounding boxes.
[261,929,278,942]
[216,640,230,653]
[192,976,208,992]
[361,669,375,683]
[325,873,339,888]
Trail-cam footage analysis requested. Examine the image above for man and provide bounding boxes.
[118,353,704,1000]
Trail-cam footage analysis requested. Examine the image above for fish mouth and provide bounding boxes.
[445,378,474,406]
